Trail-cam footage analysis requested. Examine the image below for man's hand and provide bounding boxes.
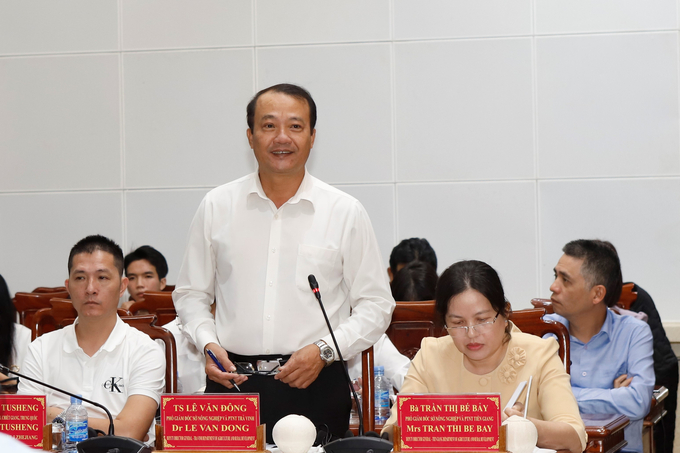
[352,377,363,397]
[275,344,325,389]
[47,407,63,421]
[204,343,248,389]
[613,374,633,388]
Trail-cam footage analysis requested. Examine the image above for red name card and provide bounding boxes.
[161,394,260,451]
[397,394,501,451]
[0,394,46,449]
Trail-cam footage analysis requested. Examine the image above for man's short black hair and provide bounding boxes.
[124,245,169,279]
[391,261,438,302]
[68,235,124,276]
[246,83,317,133]
[562,239,623,308]
[389,238,437,274]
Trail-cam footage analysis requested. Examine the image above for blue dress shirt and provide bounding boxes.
[545,309,655,453]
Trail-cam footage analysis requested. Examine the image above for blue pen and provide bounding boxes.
[206,349,241,392]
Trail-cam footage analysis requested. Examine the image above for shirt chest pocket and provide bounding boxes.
[295,244,342,295]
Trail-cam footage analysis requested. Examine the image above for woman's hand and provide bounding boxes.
[502,402,524,421]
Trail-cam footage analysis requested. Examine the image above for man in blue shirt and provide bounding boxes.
[545,239,655,453]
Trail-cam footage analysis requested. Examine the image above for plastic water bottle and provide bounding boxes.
[374,366,390,424]
[64,396,88,452]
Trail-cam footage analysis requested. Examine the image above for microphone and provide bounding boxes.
[1,365,151,453]
[308,275,392,453]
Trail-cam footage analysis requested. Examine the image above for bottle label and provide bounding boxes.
[375,390,389,407]
[67,420,88,442]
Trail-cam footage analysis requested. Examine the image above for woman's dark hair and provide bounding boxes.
[389,238,437,274]
[0,274,16,369]
[435,260,511,333]
[391,261,438,301]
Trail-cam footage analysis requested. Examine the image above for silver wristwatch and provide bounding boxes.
[314,340,335,366]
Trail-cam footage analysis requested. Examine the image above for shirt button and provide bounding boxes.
[266,315,271,321]
[265,349,270,354]
[479,378,488,386]
[269,281,273,287]
[272,248,276,253]
[582,372,587,377]
[274,214,279,219]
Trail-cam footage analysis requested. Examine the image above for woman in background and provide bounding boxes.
[382,260,586,453]
[0,273,35,450]
[0,274,31,392]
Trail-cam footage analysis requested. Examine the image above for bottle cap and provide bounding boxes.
[70,395,82,405]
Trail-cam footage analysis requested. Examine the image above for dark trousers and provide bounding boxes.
[205,351,351,443]
[655,362,679,453]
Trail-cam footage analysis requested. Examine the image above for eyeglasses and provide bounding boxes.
[445,312,500,337]
[234,359,288,376]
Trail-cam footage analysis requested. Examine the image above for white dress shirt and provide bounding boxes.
[10,323,31,372]
[174,170,395,359]
[347,334,411,391]
[163,317,206,394]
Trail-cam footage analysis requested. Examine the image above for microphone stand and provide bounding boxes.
[0,365,114,436]
[308,275,365,436]
[308,275,393,453]
[1,365,152,453]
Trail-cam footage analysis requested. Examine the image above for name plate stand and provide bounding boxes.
[155,424,267,453]
[393,425,507,453]
[0,394,46,449]
[394,395,507,453]
[156,394,268,453]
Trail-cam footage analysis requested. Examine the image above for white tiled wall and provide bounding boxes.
[1,1,680,323]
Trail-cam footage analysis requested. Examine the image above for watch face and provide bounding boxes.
[321,348,334,361]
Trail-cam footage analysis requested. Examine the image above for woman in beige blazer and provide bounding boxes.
[382,260,586,453]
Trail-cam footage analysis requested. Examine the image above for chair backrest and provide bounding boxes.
[120,315,178,393]
[31,286,67,293]
[14,291,70,337]
[33,298,77,338]
[509,308,570,373]
[360,346,375,433]
[154,307,178,326]
[616,283,637,310]
[385,300,446,360]
[33,298,132,339]
[530,298,554,314]
[128,291,175,316]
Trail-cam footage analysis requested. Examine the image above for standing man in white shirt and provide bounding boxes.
[173,84,395,440]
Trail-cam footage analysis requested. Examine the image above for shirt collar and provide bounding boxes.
[63,316,127,355]
[598,308,615,339]
[572,308,613,346]
[247,169,315,208]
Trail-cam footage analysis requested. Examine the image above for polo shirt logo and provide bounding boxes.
[103,377,124,393]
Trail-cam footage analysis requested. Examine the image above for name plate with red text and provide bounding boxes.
[397,394,501,451]
[0,395,46,449]
[161,394,260,451]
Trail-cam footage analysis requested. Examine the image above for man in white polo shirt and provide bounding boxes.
[19,235,165,441]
